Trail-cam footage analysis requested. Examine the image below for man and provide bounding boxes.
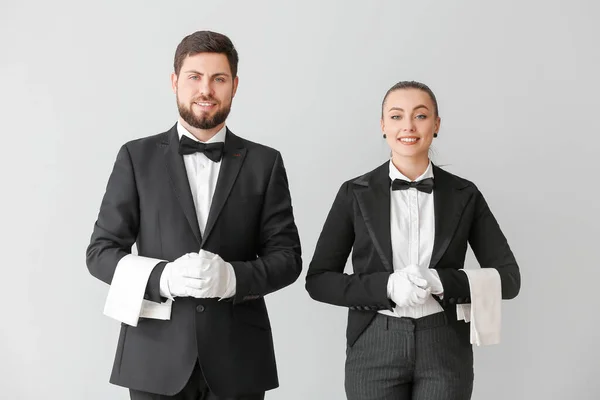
[86,30,302,400]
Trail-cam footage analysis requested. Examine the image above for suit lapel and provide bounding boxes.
[163,124,202,245]
[201,129,246,247]
[429,164,472,268]
[353,163,394,272]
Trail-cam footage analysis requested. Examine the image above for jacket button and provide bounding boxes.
[196,305,205,312]
[449,298,456,304]
[457,297,464,303]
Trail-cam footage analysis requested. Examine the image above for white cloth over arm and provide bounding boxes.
[456,268,501,346]
[103,254,172,327]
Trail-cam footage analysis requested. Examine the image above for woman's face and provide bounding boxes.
[381,88,440,161]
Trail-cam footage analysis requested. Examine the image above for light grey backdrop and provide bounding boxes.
[1,0,598,399]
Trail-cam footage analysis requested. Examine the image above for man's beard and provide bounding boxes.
[177,96,232,130]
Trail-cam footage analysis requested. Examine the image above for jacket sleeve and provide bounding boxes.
[86,144,166,302]
[437,188,521,303]
[305,182,394,311]
[230,152,302,303]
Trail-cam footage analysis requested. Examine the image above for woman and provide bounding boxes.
[305,81,520,400]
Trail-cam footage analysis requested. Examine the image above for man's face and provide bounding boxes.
[171,52,238,130]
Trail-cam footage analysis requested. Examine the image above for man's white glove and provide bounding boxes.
[193,250,237,300]
[159,252,206,299]
[159,250,236,300]
[387,269,430,308]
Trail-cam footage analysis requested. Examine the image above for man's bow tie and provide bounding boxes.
[178,135,224,162]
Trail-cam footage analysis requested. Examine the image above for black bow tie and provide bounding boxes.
[178,135,224,162]
[391,177,434,194]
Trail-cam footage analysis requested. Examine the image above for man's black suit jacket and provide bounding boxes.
[86,125,302,396]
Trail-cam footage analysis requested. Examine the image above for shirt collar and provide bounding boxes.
[388,159,434,182]
[177,120,227,144]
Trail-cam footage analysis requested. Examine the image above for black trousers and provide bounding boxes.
[345,312,474,400]
[129,361,265,400]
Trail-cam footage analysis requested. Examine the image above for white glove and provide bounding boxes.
[160,251,237,300]
[404,264,444,296]
[192,250,237,300]
[159,252,208,300]
[387,270,430,308]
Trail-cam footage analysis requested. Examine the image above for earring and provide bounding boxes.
[433,133,438,138]
[383,134,387,139]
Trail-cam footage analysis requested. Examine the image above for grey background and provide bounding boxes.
[1,0,598,399]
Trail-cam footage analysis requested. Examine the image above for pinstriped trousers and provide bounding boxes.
[345,312,474,400]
